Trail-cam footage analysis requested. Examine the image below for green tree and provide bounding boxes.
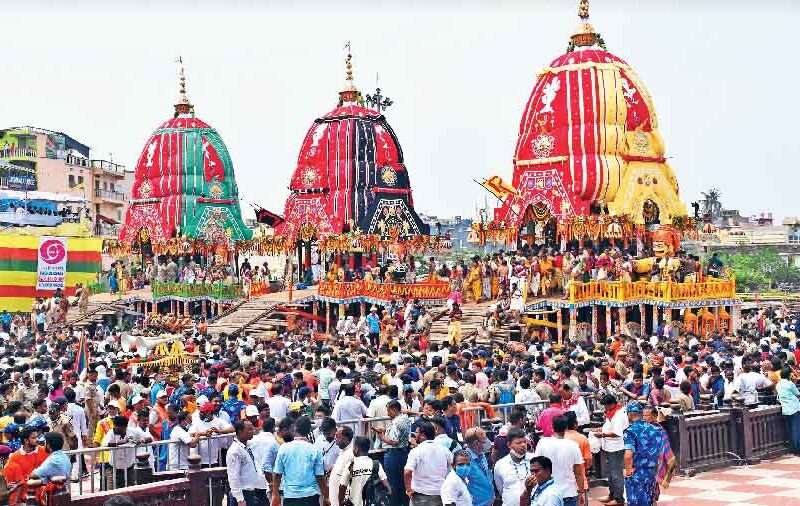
[717,248,800,291]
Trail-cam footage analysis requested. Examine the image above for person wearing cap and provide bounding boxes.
[190,401,234,467]
[593,395,628,506]
[148,389,170,440]
[366,306,381,348]
[622,401,665,506]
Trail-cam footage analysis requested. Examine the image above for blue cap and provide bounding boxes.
[626,401,643,414]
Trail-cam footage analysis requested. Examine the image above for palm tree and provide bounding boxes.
[700,188,722,218]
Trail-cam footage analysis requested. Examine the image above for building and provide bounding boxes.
[0,126,131,237]
[419,213,473,250]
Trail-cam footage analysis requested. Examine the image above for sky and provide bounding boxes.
[4,0,799,221]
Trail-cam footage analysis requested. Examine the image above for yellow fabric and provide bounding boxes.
[448,320,462,346]
[0,235,101,250]
[0,298,36,313]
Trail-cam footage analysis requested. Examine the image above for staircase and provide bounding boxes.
[206,298,280,337]
[428,301,514,347]
[64,301,131,328]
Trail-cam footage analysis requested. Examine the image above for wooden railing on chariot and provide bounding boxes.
[318,279,450,300]
[568,279,737,303]
[151,281,243,301]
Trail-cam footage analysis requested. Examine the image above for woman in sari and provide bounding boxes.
[108,262,119,294]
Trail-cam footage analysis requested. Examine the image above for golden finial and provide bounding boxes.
[174,56,194,117]
[339,41,361,105]
[571,0,600,49]
[578,0,590,21]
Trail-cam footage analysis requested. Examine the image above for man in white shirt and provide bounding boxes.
[593,395,628,506]
[533,416,585,505]
[332,384,369,436]
[190,403,234,466]
[266,383,291,421]
[249,413,278,487]
[404,420,452,505]
[312,417,341,474]
[440,450,473,506]
[102,416,150,489]
[315,360,337,408]
[521,456,566,506]
[732,361,772,405]
[339,435,389,506]
[226,420,269,506]
[368,386,392,431]
[328,426,355,506]
[494,428,531,506]
[168,411,199,470]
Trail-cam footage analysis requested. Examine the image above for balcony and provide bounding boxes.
[95,221,120,237]
[91,159,126,177]
[0,147,37,161]
[66,154,91,168]
[94,188,127,202]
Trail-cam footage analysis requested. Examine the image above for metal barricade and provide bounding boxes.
[63,433,233,499]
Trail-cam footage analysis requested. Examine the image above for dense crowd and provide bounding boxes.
[0,256,798,506]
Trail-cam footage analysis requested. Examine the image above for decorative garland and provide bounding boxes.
[103,232,453,258]
[471,214,699,246]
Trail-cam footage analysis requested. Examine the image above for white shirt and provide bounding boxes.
[312,430,341,473]
[102,427,148,470]
[565,396,591,426]
[227,438,270,502]
[733,371,772,405]
[367,395,392,430]
[189,416,231,465]
[404,439,453,495]
[266,394,291,421]
[328,445,354,506]
[332,396,369,435]
[515,388,542,414]
[250,430,278,477]
[600,407,629,452]
[440,470,472,506]
[168,425,194,470]
[341,455,387,506]
[533,436,582,497]
[66,403,88,447]
[493,454,530,506]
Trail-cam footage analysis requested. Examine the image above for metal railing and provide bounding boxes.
[91,159,127,175]
[94,187,127,201]
[66,154,91,167]
[0,147,37,159]
[63,432,234,498]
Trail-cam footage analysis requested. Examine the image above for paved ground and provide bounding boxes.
[588,455,800,505]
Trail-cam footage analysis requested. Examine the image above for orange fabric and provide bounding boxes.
[458,402,497,430]
[566,430,592,490]
[4,447,48,506]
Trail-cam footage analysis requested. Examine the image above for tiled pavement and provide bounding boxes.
[588,455,800,506]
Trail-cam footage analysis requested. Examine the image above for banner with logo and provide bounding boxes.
[36,236,68,290]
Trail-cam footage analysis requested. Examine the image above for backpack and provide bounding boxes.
[345,460,390,506]
[361,460,391,506]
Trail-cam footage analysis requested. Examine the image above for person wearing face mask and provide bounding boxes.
[493,428,530,506]
[462,428,495,506]
[440,450,472,506]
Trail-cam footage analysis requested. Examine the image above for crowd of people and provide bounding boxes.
[0,247,797,506]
